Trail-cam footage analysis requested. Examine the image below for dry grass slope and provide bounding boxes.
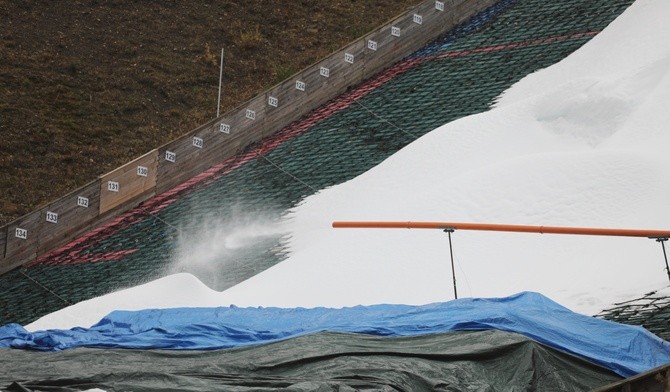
[0,0,418,226]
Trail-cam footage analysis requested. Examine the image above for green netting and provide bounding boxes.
[598,293,670,342]
[0,0,637,327]
[0,269,70,324]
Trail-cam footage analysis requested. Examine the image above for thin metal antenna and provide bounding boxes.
[655,237,670,282]
[444,228,458,299]
[217,48,224,117]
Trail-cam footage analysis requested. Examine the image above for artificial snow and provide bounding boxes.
[27,0,670,331]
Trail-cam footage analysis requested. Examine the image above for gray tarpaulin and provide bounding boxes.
[1,330,620,391]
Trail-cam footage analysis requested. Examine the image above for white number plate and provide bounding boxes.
[46,211,58,223]
[15,228,28,239]
[77,196,89,208]
[137,165,149,177]
[165,151,176,163]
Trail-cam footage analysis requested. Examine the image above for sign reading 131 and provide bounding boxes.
[108,181,120,192]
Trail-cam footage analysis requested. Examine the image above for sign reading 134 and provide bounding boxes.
[15,228,28,239]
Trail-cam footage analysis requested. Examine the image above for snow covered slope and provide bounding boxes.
[27,0,670,331]
[217,0,670,311]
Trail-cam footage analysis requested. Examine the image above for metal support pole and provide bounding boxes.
[216,48,224,117]
[655,237,670,282]
[444,228,458,299]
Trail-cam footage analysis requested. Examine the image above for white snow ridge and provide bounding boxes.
[28,0,670,331]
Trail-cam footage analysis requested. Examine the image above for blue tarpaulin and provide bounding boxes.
[1,292,668,377]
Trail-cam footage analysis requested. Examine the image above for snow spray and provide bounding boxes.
[170,205,289,290]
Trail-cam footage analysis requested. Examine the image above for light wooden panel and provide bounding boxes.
[3,210,42,273]
[99,150,158,214]
[37,181,101,256]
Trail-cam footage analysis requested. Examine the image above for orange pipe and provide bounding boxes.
[332,221,670,238]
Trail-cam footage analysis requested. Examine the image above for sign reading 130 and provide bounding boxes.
[137,166,149,177]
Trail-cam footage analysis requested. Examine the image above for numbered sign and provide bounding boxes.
[108,181,120,192]
[220,123,231,134]
[77,196,89,208]
[435,1,445,11]
[245,109,256,120]
[391,26,401,37]
[15,227,28,240]
[165,150,176,163]
[413,14,423,24]
[367,40,378,51]
[320,67,330,78]
[192,136,204,149]
[46,211,58,224]
[295,80,306,91]
[344,53,354,64]
[268,96,278,107]
[137,165,149,177]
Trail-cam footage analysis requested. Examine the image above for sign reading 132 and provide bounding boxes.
[77,196,89,208]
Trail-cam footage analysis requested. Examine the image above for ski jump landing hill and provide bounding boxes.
[0,0,642,330]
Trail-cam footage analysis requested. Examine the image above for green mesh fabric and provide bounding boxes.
[1,0,637,327]
[598,293,670,342]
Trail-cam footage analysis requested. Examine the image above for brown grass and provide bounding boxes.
[0,0,418,226]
